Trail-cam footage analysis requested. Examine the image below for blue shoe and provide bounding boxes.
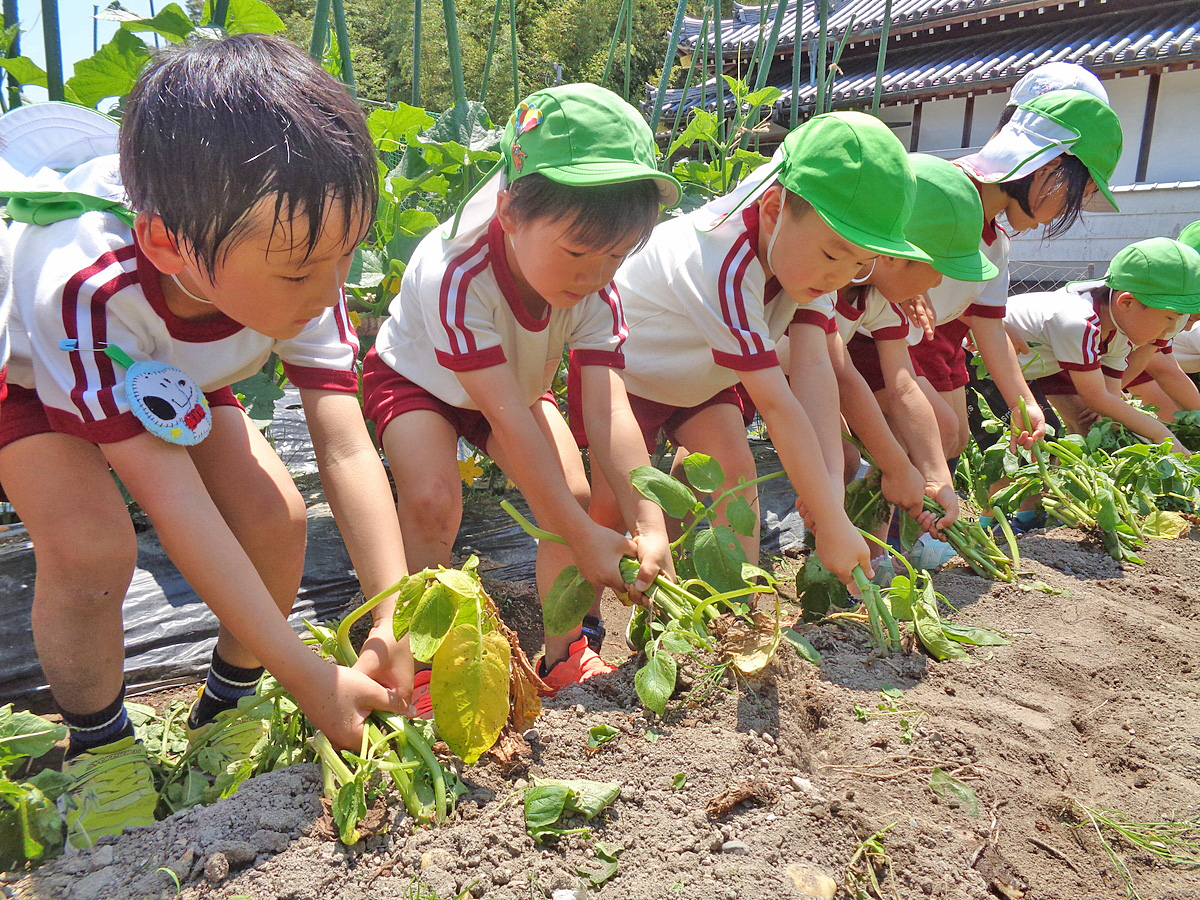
[905,535,958,571]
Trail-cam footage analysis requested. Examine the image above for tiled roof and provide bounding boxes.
[654,4,1200,119]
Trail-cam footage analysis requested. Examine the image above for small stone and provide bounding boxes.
[573,705,586,716]
[790,776,814,794]
[73,867,118,900]
[421,848,455,870]
[523,729,540,742]
[551,890,586,900]
[709,833,725,852]
[785,862,838,899]
[720,840,750,855]
[203,852,230,884]
[493,868,512,886]
[90,846,114,869]
[213,840,257,866]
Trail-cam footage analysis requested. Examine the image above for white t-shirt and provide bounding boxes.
[1165,321,1200,374]
[1004,281,1133,380]
[615,204,827,407]
[827,286,914,344]
[922,220,1011,333]
[0,223,12,390]
[12,155,361,443]
[373,216,626,410]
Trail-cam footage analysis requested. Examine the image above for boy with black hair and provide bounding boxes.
[0,35,411,847]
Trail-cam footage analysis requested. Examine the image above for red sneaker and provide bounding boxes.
[411,669,433,719]
[537,635,616,696]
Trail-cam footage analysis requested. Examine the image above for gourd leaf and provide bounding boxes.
[368,103,436,151]
[391,573,434,641]
[693,525,747,594]
[726,494,757,538]
[681,452,723,494]
[205,0,285,35]
[630,465,698,519]
[408,582,457,662]
[634,645,676,716]
[231,370,284,432]
[542,566,595,636]
[107,2,195,43]
[65,29,150,109]
[430,624,510,765]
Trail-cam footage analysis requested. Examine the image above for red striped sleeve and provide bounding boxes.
[964,303,1005,319]
[792,307,837,334]
[437,232,491,358]
[575,285,626,369]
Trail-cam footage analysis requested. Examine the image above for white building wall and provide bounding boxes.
[1101,73,1148,188]
[916,96,966,152]
[1146,69,1200,184]
[876,102,913,151]
[969,92,1009,145]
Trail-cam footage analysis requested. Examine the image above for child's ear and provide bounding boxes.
[1112,290,1140,311]
[134,213,187,275]
[757,184,785,235]
[495,188,518,235]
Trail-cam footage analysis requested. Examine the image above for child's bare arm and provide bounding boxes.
[457,363,636,594]
[1068,368,1183,452]
[301,388,414,696]
[1139,351,1200,414]
[738,364,872,587]
[102,432,405,749]
[577,365,673,593]
[876,338,958,529]
[967,315,1046,447]
[785,322,845,492]
[825,332,928,524]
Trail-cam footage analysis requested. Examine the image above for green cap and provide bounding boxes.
[1019,88,1123,211]
[777,111,930,262]
[1177,220,1200,254]
[906,154,998,282]
[1090,238,1200,314]
[499,83,680,207]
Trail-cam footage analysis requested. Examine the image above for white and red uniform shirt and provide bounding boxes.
[824,286,914,345]
[1004,281,1133,380]
[920,219,1011,335]
[373,216,626,411]
[1169,322,1200,374]
[0,223,12,398]
[11,155,360,443]
[615,203,827,408]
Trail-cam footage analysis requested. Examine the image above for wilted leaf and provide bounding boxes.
[783,628,821,664]
[929,767,980,817]
[706,780,776,818]
[431,625,510,765]
[1142,510,1189,540]
[941,623,1010,646]
[726,620,782,676]
[0,706,67,761]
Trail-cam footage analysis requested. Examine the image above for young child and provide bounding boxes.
[364,84,677,690]
[1001,237,1200,451]
[809,153,1000,564]
[0,37,412,847]
[581,111,937,586]
[914,83,1123,459]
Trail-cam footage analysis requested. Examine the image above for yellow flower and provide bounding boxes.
[458,456,484,487]
[348,310,362,329]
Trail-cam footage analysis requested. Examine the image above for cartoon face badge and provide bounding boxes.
[126,360,212,445]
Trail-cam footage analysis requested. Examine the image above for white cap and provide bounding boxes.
[0,102,120,188]
[1008,62,1108,108]
[958,105,1081,186]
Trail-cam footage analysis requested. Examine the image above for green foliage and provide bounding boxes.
[523,777,620,842]
[0,706,70,868]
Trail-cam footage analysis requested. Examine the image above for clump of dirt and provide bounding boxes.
[9,529,1200,900]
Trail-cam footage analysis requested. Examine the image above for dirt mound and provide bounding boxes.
[10,530,1200,900]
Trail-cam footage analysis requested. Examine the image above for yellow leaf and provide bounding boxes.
[431,625,511,765]
[348,310,362,329]
[1142,510,1189,540]
[458,457,484,487]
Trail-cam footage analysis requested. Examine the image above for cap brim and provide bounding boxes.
[0,102,119,178]
[544,161,681,209]
[1084,174,1120,212]
[813,204,933,263]
[932,252,1000,283]
[1128,292,1200,314]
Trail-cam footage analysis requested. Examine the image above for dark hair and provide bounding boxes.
[783,189,814,220]
[120,34,378,276]
[503,173,660,253]
[998,153,1093,238]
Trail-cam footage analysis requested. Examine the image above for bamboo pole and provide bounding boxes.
[309,0,331,61]
[649,0,690,134]
[442,0,469,117]
[412,0,422,106]
[479,0,504,102]
[40,0,62,101]
[871,0,892,113]
[331,0,356,94]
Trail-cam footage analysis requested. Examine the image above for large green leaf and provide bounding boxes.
[0,706,67,765]
[408,582,457,662]
[693,525,747,594]
[66,29,150,109]
[630,465,698,519]
[101,2,195,43]
[345,248,385,290]
[726,494,757,538]
[431,624,510,764]
[542,566,595,637]
[913,582,966,661]
[681,452,723,494]
[634,646,676,716]
[230,371,284,432]
[368,104,436,152]
[0,57,48,89]
[424,101,499,153]
[390,573,432,641]
[205,0,285,34]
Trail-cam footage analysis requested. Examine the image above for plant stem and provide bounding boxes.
[334,578,409,665]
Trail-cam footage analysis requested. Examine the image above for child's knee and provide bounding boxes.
[399,480,463,542]
[32,524,137,609]
[234,482,308,552]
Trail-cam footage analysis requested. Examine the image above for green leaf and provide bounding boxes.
[524,783,569,840]
[408,582,457,662]
[667,108,721,158]
[332,777,367,845]
[206,0,285,35]
[424,101,499,153]
[0,706,67,763]
[625,606,651,653]
[940,623,1010,646]
[561,778,621,820]
[0,56,48,89]
[740,562,776,588]
[671,773,687,791]
[345,247,385,290]
[66,29,150,109]
[105,2,195,43]
[390,573,431,640]
[693,525,748,594]
[635,646,676,716]
[912,582,967,661]
[886,573,915,621]
[744,86,783,108]
[899,512,922,552]
[587,724,620,751]
[726,494,757,538]
[542,566,595,637]
[681,452,723,494]
[783,628,821,664]
[430,624,509,765]
[231,371,284,432]
[795,552,849,621]
[368,103,436,151]
[929,767,980,817]
[630,465,699,519]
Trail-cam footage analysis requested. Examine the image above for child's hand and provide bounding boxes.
[626,530,675,606]
[900,293,936,341]
[1004,323,1031,356]
[812,513,873,591]
[307,664,409,751]
[1009,400,1047,449]
[880,462,927,523]
[352,624,416,706]
[572,522,639,598]
[923,482,959,538]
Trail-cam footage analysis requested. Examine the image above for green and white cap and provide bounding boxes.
[701,111,929,262]
[958,88,1123,212]
[1074,237,1200,314]
[906,154,998,282]
[446,83,679,241]
[1008,62,1107,108]
[1177,220,1200,255]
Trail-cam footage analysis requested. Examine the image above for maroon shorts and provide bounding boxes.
[1125,370,1154,388]
[1030,370,1079,396]
[362,345,554,452]
[846,333,887,394]
[908,319,971,393]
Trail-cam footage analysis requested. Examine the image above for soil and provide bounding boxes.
[7,527,1200,900]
